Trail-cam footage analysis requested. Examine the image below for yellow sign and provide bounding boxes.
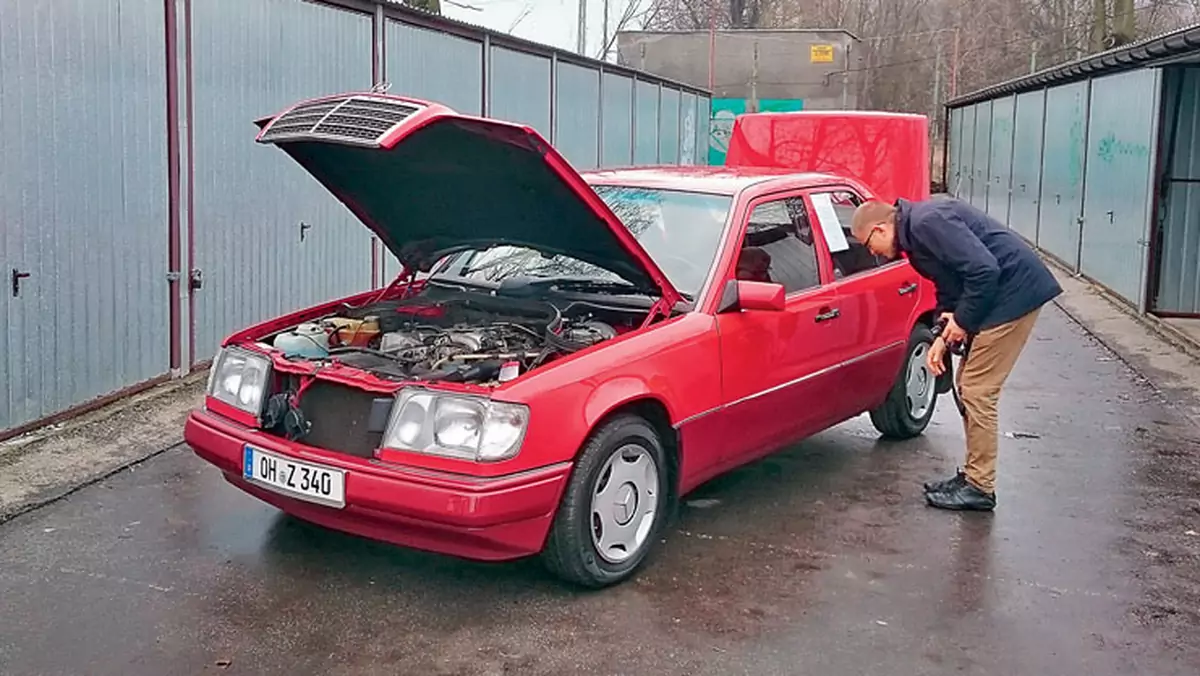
[810,45,834,63]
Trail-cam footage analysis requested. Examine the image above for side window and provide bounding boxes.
[737,197,821,294]
[810,190,889,278]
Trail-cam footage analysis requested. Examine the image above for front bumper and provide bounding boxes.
[183,410,571,561]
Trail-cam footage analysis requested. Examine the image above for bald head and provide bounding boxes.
[850,200,896,241]
[850,200,901,260]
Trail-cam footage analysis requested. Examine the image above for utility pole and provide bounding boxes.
[841,42,850,109]
[932,40,942,122]
[932,40,942,175]
[707,3,716,91]
[750,41,759,112]
[576,0,587,55]
[950,28,959,98]
[1030,40,1038,73]
[601,0,610,61]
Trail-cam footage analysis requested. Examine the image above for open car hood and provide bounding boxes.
[254,92,682,305]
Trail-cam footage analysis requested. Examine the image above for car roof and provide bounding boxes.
[580,165,854,196]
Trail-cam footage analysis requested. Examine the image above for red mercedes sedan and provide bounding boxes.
[184,92,944,588]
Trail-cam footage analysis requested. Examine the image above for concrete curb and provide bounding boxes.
[1038,254,1200,363]
[1038,254,1200,430]
[0,373,207,524]
[0,442,186,526]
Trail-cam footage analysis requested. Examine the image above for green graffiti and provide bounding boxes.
[1096,132,1149,163]
[707,98,805,164]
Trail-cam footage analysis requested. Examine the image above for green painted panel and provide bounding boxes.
[1010,89,1046,242]
[987,95,1016,224]
[971,100,992,207]
[949,108,964,195]
[1037,81,1089,268]
[958,104,976,200]
[708,97,804,164]
[1080,68,1160,306]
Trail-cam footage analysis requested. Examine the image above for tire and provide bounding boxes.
[542,414,670,589]
[869,323,939,439]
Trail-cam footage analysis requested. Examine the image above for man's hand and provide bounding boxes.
[940,312,967,344]
[927,337,947,376]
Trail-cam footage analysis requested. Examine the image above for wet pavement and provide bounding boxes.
[2,305,1200,676]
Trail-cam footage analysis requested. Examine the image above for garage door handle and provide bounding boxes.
[815,307,840,322]
[898,281,918,295]
[11,268,30,297]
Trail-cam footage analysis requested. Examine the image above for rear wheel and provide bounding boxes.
[542,414,668,588]
[870,323,939,439]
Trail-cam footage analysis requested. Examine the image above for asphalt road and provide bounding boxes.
[2,305,1199,676]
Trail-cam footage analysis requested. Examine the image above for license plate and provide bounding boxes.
[242,445,346,508]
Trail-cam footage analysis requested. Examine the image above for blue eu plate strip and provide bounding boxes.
[243,446,254,479]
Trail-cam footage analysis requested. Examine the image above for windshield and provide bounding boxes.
[431,185,732,299]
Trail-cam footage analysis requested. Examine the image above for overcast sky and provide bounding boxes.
[443,0,642,60]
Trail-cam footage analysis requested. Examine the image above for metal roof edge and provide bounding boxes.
[946,22,1200,107]
[351,0,712,97]
[616,27,862,41]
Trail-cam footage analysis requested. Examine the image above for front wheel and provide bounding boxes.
[542,414,669,588]
[869,323,939,439]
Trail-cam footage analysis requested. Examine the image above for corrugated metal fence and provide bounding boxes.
[946,67,1161,312]
[0,0,712,438]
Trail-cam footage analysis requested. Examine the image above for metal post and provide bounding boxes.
[676,88,683,165]
[630,75,637,165]
[550,53,558,144]
[656,84,662,163]
[601,0,609,61]
[373,3,386,86]
[576,0,587,55]
[372,2,387,289]
[481,34,491,117]
[597,65,605,168]
[164,0,183,372]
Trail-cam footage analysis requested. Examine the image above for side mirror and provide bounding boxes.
[717,279,786,313]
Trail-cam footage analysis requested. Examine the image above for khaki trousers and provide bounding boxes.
[955,307,1042,493]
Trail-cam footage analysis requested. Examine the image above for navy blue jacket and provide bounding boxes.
[895,197,1062,334]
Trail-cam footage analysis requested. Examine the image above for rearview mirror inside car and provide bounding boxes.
[717,279,786,313]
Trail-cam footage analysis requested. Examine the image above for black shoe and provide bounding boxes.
[925,480,996,511]
[923,468,967,493]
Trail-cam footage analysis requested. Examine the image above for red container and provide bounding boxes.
[723,110,930,204]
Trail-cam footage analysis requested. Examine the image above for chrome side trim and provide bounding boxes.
[672,340,905,429]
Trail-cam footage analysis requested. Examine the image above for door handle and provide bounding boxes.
[898,281,918,295]
[815,307,840,322]
[11,268,30,297]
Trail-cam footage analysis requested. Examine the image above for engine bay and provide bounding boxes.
[264,287,639,386]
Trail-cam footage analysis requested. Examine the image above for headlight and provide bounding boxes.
[381,388,529,462]
[207,346,272,417]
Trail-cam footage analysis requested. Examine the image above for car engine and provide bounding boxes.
[268,289,626,386]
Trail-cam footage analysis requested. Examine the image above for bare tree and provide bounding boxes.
[404,0,442,14]
[637,0,1193,181]
[641,0,1194,113]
